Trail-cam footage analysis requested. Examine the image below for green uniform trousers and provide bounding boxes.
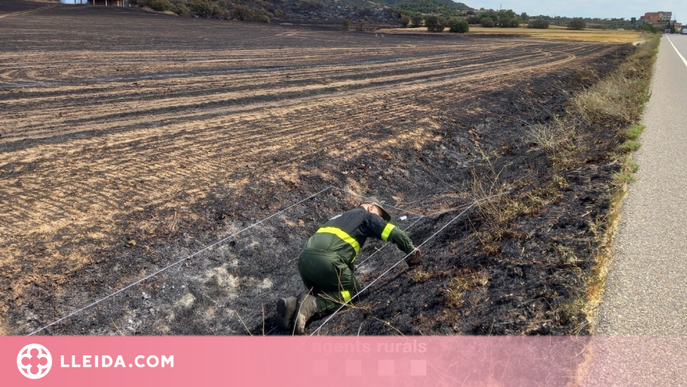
[297,248,362,316]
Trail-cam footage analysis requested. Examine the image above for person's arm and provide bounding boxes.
[385,226,415,254]
[384,223,422,267]
[362,212,415,254]
[363,213,422,267]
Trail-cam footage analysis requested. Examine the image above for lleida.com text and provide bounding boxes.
[60,354,174,368]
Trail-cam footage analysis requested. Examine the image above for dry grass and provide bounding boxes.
[572,72,650,123]
[554,297,588,334]
[378,25,644,43]
[444,268,489,308]
[408,270,433,283]
[524,116,585,172]
[572,38,655,125]
[468,33,659,336]
[524,116,577,153]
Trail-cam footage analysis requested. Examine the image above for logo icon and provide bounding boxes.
[17,344,52,380]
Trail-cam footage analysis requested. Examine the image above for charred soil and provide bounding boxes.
[0,0,632,336]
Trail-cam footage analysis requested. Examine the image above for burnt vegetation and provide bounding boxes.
[0,1,657,337]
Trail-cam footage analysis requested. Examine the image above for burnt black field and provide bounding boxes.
[0,0,631,337]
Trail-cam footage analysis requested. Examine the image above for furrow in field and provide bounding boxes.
[0,49,573,144]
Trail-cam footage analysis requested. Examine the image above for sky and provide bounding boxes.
[471,0,686,22]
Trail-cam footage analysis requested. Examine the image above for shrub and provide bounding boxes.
[425,16,446,32]
[232,4,254,20]
[499,17,520,28]
[342,18,351,30]
[217,8,231,19]
[228,5,268,22]
[138,0,172,11]
[480,17,495,28]
[641,23,656,33]
[448,18,469,33]
[400,14,410,27]
[411,15,423,27]
[189,0,219,18]
[424,15,438,30]
[528,19,549,29]
[253,9,270,23]
[568,18,586,30]
[466,15,481,24]
[479,11,498,22]
[170,0,190,15]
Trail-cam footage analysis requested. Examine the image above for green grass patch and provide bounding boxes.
[625,123,645,140]
[618,140,641,152]
[612,171,636,185]
[629,161,640,173]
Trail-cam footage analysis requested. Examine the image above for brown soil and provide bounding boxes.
[0,0,631,336]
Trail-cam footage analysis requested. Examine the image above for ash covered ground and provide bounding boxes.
[0,0,631,336]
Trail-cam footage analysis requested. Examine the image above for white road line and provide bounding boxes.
[666,36,687,68]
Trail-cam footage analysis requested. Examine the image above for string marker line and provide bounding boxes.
[27,186,334,336]
[310,192,506,336]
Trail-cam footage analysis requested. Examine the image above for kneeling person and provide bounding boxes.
[278,198,420,335]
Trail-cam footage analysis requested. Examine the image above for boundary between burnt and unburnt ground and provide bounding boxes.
[577,34,660,331]
[307,39,651,336]
[1,5,640,336]
[570,34,660,385]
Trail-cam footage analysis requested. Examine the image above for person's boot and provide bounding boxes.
[277,296,298,332]
[294,292,319,335]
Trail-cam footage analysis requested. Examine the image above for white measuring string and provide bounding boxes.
[333,187,426,218]
[26,186,334,336]
[309,192,506,336]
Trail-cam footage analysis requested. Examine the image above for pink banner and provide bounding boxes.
[1,336,601,386]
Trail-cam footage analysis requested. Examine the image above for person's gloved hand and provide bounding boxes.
[407,248,422,268]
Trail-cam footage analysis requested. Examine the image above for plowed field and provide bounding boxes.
[1,1,630,336]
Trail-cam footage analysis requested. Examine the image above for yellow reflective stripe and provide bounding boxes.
[381,223,396,242]
[341,290,351,303]
[316,227,360,254]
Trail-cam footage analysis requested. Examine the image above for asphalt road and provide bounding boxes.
[582,35,687,386]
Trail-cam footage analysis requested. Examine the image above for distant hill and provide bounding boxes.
[375,0,469,10]
[129,0,472,26]
[393,0,470,18]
